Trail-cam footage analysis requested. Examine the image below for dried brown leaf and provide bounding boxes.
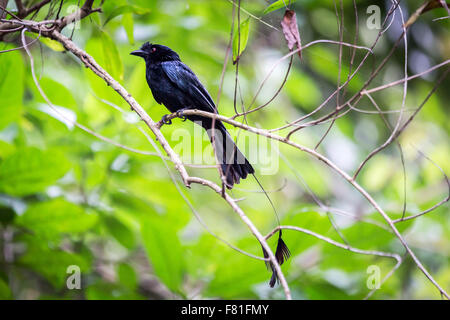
[281,9,302,60]
[423,0,450,13]
[404,0,450,28]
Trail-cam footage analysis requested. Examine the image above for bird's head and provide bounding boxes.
[130,42,180,63]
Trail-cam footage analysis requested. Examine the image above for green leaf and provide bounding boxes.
[340,219,394,250]
[321,244,377,272]
[233,17,250,62]
[303,279,354,300]
[0,141,15,159]
[0,205,15,225]
[31,77,77,110]
[205,237,267,298]
[0,278,12,299]
[86,30,124,82]
[39,37,65,52]
[308,46,363,92]
[140,214,185,292]
[17,199,98,240]
[104,215,136,249]
[103,5,151,26]
[117,263,138,290]
[19,240,90,289]
[361,155,394,192]
[122,13,135,45]
[0,148,70,196]
[281,210,331,255]
[0,45,24,129]
[111,191,154,217]
[86,281,144,300]
[285,70,322,110]
[263,0,298,15]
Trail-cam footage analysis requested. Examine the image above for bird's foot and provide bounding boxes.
[161,114,173,125]
[176,109,188,122]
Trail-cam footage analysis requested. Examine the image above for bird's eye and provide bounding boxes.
[152,47,156,52]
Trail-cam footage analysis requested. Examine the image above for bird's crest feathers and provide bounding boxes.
[139,42,181,62]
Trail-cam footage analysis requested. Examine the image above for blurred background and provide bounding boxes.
[0,0,448,299]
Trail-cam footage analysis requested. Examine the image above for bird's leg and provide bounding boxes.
[160,114,173,125]
[176,108,189,122]
[157,109,187,129]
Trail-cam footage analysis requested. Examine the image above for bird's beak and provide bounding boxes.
[130,49,146,57]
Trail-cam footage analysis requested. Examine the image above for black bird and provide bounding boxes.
[131,42,254,189]
[131,43,289,287]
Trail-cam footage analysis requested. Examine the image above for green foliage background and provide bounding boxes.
[0,0,449,299]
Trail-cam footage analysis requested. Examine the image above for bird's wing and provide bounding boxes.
[161,61,217,113]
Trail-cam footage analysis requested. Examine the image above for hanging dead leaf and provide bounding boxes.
[281,9,302,60]
[404,0,450,28]
[423,0,450,13]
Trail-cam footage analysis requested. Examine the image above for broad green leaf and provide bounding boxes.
[104,215,136,249]
[86,282,144,300]
[321,245,379,272]
[39,37,65,52]
[0,205,15,225]
[281,210,331,257]
[365,211,414,234]
[285,70,321,110]
[340,220,394,250]
[0,148,70,196]
[308,46,363,92]
[117,263,138,290]
[141,214,185,292]
[310,8,338,37]
[31,77,77,110]
[322,211,412,272]
[112,176,191,229]
[361,155,394,192]
[103,5,151,26]
[0,278,12,299]
[263,0,298,15]
[205,237,267,298]
[0,141,15,159]
[111,191,154,217]
[100,31,124,82]
[122,13,135,45]
[19,240,90,289]
[0,45,24,129]
[17,199,97,239]
[233,17,250,62]
[303,279,355,300]
[86,30,124,82]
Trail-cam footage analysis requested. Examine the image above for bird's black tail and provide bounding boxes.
[202,118,290,287]
[202,119,254,189]
[263,230,291,287]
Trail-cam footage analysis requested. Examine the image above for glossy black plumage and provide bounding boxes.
[131,43,254,188]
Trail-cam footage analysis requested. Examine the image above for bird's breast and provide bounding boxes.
[145,65,188,113]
